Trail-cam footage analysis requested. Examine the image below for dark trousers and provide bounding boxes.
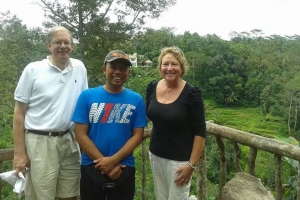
[80,165,135,200]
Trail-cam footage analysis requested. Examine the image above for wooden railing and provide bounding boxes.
[0,148,13,200]
[205,121,300,200]
[143,121,300,200]
[1,121,300,200]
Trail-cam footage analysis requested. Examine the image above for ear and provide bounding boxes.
[102,65,106,73]
[46,42,51,51]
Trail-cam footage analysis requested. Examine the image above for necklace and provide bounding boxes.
[166,87,176,95]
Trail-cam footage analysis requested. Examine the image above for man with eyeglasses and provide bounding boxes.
[72,50,147,200]
[13,26,88,200]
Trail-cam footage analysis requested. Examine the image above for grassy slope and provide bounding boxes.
[205,101,288,139]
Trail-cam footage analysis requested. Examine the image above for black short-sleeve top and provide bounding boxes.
[146,80,206,161]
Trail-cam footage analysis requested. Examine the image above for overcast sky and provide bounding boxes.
[1,0,300,40]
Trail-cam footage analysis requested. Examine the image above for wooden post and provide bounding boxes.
[141,138,147,200]
[0,161,2,200]
[247,147,257,176]
[141,129,151,200]
[297,162,300,200]
[197,148,207,200]
[0,148,14,162]
[0,148,14,200]
[232,141,242,172]
[215,136,226,200]
[274,154,283,200]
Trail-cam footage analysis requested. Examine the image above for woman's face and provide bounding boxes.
[160,53,182,82]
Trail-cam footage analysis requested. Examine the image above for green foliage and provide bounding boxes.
[0,12,47,146]
[134,27,178,65]
[39,0,177,86]
[134,140,155,200]
[126,67,159,100]
[280,136,300,199]
[205,135,243,184]
[206,106,287,139]
[0,125,13,149]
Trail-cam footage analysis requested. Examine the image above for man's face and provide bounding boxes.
[47,30,74,65]
[103,60,130,92]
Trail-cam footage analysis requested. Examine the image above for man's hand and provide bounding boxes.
[94,156,117,174]
[13,153,30,176]
[106,164,126,180]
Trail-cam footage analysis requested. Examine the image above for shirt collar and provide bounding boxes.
[46,56,73,72]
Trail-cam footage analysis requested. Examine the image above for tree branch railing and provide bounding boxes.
[0,148,13,200]
[206,121,300,200]
[2,121,300,200]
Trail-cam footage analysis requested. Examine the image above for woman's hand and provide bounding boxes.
[174,164,194,186]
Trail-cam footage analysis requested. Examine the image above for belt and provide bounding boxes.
[26,129,70,137]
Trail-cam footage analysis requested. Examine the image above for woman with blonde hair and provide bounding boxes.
[146,46,206,200]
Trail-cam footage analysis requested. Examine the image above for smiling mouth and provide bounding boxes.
[113,77,122,80]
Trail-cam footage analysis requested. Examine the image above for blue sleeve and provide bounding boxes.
[72,90,90,125]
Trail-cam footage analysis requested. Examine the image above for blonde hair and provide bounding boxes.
[157,46,188,77]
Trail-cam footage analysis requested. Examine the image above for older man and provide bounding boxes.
[13,26,88,200]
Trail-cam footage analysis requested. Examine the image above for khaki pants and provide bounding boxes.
[25,131,80,200]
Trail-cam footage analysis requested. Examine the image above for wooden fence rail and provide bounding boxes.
[1,122,300,200]
[206,121,300,200]
[0,148,14,200]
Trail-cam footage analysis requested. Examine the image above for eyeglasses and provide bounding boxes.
[51,41,73,47]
